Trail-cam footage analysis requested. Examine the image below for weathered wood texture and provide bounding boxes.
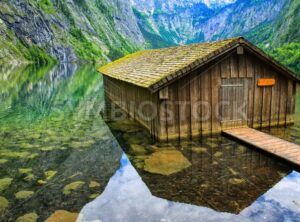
[223,128,300,166]
[104,48,297,141]
[103,76,160,138]
[157,50,296,141]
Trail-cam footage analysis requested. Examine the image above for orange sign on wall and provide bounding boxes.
[257,78,276,87]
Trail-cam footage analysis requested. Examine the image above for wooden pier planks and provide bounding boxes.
[223,127,300,165]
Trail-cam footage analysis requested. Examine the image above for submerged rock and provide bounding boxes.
[27,134,41,140]
[28,153,39,159]
[206,137,220,142]
[18,168,32,174]
[24,174,35,182]
[213,152,223,158]
[132,159,145,169]
[237,146,247,154]
[229,168,239,176]
[109,120,141,133]
[123,133,149,145]
[40,147,58,152]
[128,144,147,155]
[15,191,34,199]
[212,161,219,165]
[37,180,47,185]
[228,178,246,185]
[206,142,218,148]
[19,143,38,149]
[0,196,9,213]
[0,178,13,192]
[0,151,38,159]
[63,181,85,195]
[45,170,57,180]
[16,213,38,222]
[89,193,100,199]
[89,181,100,188]
[277,171,286,178]
[144,150,191,176]
[45,210,78,222]
[0,159,8,164]
[179,140,196,147]
[200,182,209,189]
[70,140,95,149]
[191,147,207,154]
[229,201,241,212]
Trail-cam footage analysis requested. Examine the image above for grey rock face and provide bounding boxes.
[111,0,145,45]
[132,0,287,45]
[0,0,145,63]
[195,0,286,41]
[0,0,77,62]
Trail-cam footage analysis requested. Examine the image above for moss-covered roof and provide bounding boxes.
[99,37,300,92]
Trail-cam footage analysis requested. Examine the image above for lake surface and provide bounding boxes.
[0,64,299,222]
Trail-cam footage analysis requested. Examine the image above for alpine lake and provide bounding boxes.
[0,64,300,222]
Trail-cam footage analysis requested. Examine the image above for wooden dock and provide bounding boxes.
[223,127,300,166]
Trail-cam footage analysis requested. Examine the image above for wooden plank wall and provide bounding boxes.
[245,53,295,129]
[103,76,160,138]
[159,60,224,141]
[157,50,296,141]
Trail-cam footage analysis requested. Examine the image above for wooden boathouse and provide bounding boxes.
[99,37,300,141]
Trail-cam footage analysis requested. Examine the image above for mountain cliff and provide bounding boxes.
[132,0,300,73]
[0,0,144,65]
[132,0,288,46]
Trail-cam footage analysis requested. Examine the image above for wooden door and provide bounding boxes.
[220,78,248,129]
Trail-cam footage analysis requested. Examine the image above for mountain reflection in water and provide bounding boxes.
[0,64,122,221]
[79,154,300,222]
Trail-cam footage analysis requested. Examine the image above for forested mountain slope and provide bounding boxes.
[0,0,299,74]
